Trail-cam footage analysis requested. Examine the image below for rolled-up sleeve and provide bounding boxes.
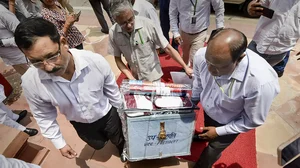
[169,0,180,38]
[216,80,280,136]
[22,84,66,149]
[191,50,204,103]
[211,0,225,28]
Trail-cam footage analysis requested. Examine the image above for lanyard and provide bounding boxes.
[190,0,198,15]
[214,77,235,98]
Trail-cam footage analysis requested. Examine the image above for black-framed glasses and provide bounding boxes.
[207,27,224,43]
[26,45,61,68]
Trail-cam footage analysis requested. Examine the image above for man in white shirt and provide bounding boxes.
[192,28,280,168]
[169,0,224,67]
[0,4,29,75]
[108,0,193,82]
[14,18,126,162]
[247,0,300,77]
[0,84,38,136]
[0,154,41,168]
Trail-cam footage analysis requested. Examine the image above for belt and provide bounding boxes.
[186,28,207,35]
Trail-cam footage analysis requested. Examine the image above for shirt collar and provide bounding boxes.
[229,52,249,82]
[215,52,249,82]
[38,49,89,82]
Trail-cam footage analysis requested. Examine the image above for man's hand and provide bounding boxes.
[174,36,183,45]
[184,66,193,78]
[59,144,77,159]
[198,127,218,140]
[247,0,263,17]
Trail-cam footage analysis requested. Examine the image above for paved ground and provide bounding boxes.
[1,1,300,168]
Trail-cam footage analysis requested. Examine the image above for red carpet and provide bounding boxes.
[116,53,257,168]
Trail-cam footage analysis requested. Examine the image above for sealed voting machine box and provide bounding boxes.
[119,80,196,161]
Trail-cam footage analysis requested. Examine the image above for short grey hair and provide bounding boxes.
[109,0,134,20]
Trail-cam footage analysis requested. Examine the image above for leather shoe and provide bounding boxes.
[192,134,208,142]
[120,152,127,163]
[24,128,38,136]
[16,110,27,123]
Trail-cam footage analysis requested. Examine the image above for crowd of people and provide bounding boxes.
[0,0,299,167]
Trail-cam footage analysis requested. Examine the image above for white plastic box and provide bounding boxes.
[119,94,195,161]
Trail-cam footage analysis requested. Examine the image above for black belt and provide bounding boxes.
[186,28,208,35]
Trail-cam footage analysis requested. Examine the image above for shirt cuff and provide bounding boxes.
[216,23,224,29]
[51,136,67,149]
[173,32,181,38]
[215,126,228,136]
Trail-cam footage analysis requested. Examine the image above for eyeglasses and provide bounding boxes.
[27,46,61,68]
[119,16,135,28]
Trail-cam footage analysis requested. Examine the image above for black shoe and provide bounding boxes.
[101,29,109,34]
[16,110,27,123]
[120,152,127,163]
[192,134,208,142]
[24,128,38,136]
[276,70,284,77]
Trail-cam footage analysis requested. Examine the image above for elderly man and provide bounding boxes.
[14,18,125,162]
[247,0,300,77]
[170,0,225,67]
[108,0,192,82]
[191,28,280,168]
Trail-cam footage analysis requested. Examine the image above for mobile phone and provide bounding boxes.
[259,6,274,19]
[278,133,300,167]
[75,10,81,20]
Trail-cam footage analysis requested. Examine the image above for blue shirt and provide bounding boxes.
[192,48,280,136]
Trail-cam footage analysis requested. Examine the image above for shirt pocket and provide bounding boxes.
[136,40,153,59]
[220,94,243,113]
[88,87,103,105]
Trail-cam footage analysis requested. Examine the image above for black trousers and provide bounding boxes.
[194,113,239,168]
[88,0,113,32]
[70,107,125,155]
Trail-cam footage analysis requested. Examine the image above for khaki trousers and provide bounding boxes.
[180,30,207,67]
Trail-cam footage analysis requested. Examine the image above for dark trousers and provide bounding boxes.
[89,0,113,32]
[70,107,125,155]
[194,113,239,168]
[273,51,290,73]
[159,0,178,50]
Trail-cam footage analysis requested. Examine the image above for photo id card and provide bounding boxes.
[191,17,196,24]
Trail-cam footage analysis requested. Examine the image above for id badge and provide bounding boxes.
[191,16,196,24]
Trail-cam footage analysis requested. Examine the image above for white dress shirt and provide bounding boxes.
[0,85,26,131]
[133,0,160,26]
[21,49,122,149]
[0,4,27,65]
[0,154,41,168]
[169,0,224,38]
[192,48,280,136]
[253,0,300,55]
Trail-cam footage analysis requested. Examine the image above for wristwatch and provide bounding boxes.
[0,40,4,47]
